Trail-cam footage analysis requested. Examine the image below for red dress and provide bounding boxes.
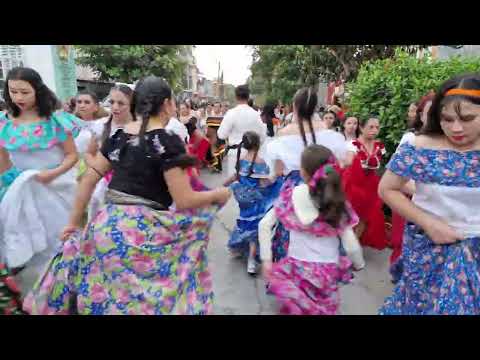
[188,132,211,169]
[342,139,388,250]
[390,212,405,263]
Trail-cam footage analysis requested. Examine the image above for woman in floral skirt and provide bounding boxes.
[24,76,231,315]
[379,73,480,314]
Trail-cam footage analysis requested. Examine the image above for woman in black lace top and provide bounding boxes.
[24,76,231,315]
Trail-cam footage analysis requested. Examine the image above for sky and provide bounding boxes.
[193,45,253,86]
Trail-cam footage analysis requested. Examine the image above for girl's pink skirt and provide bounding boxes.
[268,256,352,315]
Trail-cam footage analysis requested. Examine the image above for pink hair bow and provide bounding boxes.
[308,156,339,188]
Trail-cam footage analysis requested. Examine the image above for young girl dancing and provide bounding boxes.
[225,131,281,275]
[260,144,364,315]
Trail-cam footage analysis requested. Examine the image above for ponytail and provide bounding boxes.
[248,149,258,176]
[302,144,348,228]
[235,140,244,176]
[309,169,346,228]
[293,87,318,147]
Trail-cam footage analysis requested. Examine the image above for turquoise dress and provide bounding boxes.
[229,159,282,258]
[0,111,84,295]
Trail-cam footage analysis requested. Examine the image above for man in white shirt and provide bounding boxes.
[217,84,267,175]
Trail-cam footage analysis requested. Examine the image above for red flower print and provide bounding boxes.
[33,126,44,137]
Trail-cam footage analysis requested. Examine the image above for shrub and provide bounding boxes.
[346,50,480,156]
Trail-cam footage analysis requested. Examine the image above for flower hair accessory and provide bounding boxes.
[308,156,338,188]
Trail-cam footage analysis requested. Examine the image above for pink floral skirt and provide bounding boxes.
[268,256,352,315]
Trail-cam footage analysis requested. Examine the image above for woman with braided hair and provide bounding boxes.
[224,131,282,275]
[262,87,348,263]
[24,76,231,315]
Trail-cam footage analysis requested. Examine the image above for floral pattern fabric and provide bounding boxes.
[380,143,480,315]
[24,201,220,315]
[0,111,84,152]
[271,171,302,263]
[274,181,358,237]
[268,256,352,315]
[24,176,222,315]
[0,263,25,315]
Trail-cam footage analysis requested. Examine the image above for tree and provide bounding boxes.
[346,49,480,157]
[248,45,430,104]
[311,45,429,81]
[75,45,188,91]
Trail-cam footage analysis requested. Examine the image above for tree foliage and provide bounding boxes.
[75,45,188,91]
[248,45,429,104]
[346,49,480,156]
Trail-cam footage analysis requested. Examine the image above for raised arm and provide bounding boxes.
[165,167,231,210]
[61,152,112,239]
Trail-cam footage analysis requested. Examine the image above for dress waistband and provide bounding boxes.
[450,223,480,238]
[105,189,167,211]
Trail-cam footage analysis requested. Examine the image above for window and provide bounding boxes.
[0,45,23,80]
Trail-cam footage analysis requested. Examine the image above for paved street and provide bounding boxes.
[16,157,394,315]
[200,159,394,315]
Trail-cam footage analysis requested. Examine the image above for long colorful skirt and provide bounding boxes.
[380,223,480,315]
[229,177,282,259]
[268,256,353,315]
[271,172,302,262]
[0,263,25,315]
[24,191,221,315]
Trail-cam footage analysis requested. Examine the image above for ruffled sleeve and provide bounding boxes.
[50,111,85,139]
[0,111,85,152]
[150,131,191,172]
[386,142,418,179]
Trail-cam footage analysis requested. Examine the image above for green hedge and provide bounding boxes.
[346,50,480,156]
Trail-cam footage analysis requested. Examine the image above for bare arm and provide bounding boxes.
[223,174,238,187]
[84,136,99,167]
[274,159,285,177]
[165,167,230,210]
[401,180,416,197]
[0,147,12,173]
[36,135,79,184]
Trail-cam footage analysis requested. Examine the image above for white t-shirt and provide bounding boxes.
[166,117,189,143]
[265,130,348,174]
[217,104,267,146]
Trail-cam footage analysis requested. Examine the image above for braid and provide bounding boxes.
[235,140,244,176]
[307,116,316,145]
[248,149,258,176]
[298,116,308,146]
[139,98,154,148]
[101,115,113,143]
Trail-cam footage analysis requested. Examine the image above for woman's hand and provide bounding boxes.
[423,216,464,245]
[35,170,58,184]
[213,187,231,204]
[60,224,80,242]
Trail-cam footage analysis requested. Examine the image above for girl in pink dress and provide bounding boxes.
[259,144,364,315]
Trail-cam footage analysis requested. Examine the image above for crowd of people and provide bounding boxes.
[0,65,479,315]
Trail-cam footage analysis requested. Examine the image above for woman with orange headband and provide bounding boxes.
[379,73,480,314]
